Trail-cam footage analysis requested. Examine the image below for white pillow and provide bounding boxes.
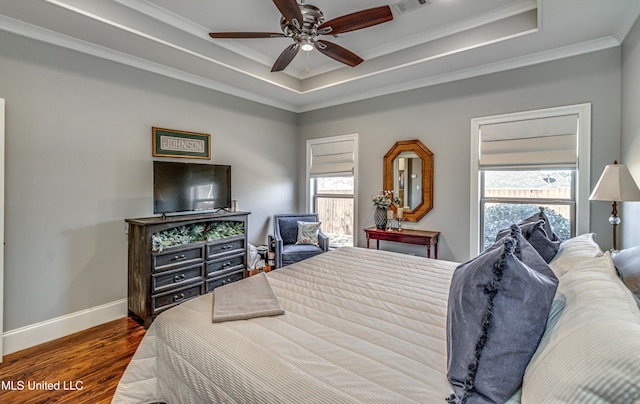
[295,221,321,246]
[548,233,603,277]
[612,245,640,296]
[522,252,640,402]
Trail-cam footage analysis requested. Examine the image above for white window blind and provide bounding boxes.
[309,139,355,177]
[479,114,578,169]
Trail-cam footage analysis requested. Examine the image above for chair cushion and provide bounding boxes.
[281,244,324,266]
[446,237,558,403]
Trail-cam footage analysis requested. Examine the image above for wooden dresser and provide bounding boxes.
[126,211,250,328]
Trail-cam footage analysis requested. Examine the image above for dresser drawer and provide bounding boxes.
[152,263,204,293]
[207,237,245,258]
[206,270,243,293]
[152,283,204,314]
[153,245,205,272]
[206,253,245,278]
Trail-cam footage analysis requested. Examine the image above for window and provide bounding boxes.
[481,170,574,249]
[307,135,358,248]
[312,177,354,248]
[470,104,591,256]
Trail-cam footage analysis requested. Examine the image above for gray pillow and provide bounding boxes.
[491,224,554,279]
[520,208,561,242]
[446,237,559,404]
[497,221,560,263]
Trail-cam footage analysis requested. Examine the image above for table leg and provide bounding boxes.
[426,242,431,258]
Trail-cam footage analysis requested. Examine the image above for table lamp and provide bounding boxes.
[589,161,640,251]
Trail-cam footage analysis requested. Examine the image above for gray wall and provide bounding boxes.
[0,28,628,334]
[0,32,298,332]
[622,15,640,248]
[298,48,622,261]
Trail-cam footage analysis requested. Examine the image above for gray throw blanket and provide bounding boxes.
[212,272,284,323]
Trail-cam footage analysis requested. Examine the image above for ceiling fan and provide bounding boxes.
[209,0,393,72]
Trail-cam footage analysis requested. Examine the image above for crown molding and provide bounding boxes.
[0,14,299,112]
[297,36,620,112]
[0,9,622,114]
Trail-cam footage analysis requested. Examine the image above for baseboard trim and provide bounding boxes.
[2,299,128,356]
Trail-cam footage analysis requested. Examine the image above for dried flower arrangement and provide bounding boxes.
[372,190,401,209]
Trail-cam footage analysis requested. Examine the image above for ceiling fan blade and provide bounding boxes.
[209,32,286,39]
[315,40,363,67]
[272,0,304,31]
[317,6,393,35]
[271,43,300,72]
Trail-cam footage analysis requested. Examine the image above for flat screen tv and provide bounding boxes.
[153,161,231,215]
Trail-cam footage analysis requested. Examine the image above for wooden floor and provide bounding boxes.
[0,317,146,404]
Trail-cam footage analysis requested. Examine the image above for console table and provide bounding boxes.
[364,227,440,259]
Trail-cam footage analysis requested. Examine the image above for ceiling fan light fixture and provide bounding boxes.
[210,0,394,72]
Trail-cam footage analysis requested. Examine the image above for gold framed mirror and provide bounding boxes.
[383,139,434,222]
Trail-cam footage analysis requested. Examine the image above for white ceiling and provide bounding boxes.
[1,0,639,112]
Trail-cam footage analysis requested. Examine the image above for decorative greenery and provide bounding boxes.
[152,221,245,252]
[483,205,570,249]
[372,190,401,209]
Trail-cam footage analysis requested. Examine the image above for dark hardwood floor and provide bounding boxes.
[0,317,146,404]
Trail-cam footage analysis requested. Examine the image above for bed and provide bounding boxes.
[113,238,640,403]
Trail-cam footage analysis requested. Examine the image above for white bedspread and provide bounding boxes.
[113,246,459,403]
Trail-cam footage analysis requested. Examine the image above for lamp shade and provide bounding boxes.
[589,163,640,202]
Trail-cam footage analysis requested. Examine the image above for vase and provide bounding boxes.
[374,207,388,229]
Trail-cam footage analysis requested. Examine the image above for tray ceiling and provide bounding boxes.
[0,0,639,112]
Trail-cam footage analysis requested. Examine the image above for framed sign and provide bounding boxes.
[152,127,210,159]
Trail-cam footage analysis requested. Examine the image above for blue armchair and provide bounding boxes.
[269,213,329,268]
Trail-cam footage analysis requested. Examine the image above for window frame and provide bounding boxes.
[469,104,591,257]
[479,169,577,250]
[312,178,355,213]
[306,134,359,246]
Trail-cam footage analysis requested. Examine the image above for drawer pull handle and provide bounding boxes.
[173,274,186,282]
[222,245,232,250]
[173,254,187,261]
[222,278,232,285]
[222,261,232,268]
[173,293,185,302]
